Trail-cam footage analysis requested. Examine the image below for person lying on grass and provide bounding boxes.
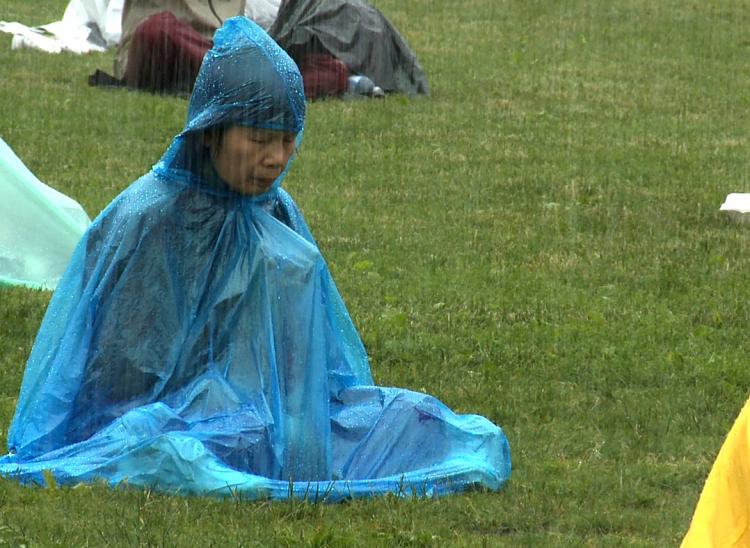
[0,16,511,500]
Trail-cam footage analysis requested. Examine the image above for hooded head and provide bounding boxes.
[154,17,306,201]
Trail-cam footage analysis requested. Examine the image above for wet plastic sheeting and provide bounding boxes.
[0,18,509,500]
[0,139,91,290]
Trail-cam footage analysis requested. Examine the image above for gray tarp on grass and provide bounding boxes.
[269,0,429,95]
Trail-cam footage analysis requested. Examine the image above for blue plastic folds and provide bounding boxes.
[0,18,510,500]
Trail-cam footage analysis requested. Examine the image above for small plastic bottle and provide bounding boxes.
[348,75,375,95]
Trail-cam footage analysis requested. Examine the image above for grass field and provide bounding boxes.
[2,0,750,545]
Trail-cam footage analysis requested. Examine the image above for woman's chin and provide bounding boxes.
[229,179,274,196]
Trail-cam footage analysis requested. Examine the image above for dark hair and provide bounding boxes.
[203,126,228,150]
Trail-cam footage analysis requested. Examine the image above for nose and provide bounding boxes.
[263,140,288,169]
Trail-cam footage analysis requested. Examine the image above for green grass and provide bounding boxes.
[2,0,750,545]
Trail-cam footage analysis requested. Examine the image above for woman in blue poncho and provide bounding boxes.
[0,17,510,500]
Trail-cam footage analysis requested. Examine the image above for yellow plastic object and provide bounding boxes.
[682,397,750,547]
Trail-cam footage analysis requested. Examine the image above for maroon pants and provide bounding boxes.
[124,11,212,94]
[298,52,349,100]
[124,11,349,99]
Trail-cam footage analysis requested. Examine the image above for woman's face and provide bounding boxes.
[207,126,297,196]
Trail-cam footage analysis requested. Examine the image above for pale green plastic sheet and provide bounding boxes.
[0,139,91,290]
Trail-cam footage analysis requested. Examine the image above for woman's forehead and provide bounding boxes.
[235,127,297,139]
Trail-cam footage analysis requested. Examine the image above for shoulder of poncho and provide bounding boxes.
[272,188,318,247]
[91,172,181,234]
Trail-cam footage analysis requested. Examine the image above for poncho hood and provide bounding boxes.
[154,17,306,201]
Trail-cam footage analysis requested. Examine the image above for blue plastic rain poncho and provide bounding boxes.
[0,18,510,500]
